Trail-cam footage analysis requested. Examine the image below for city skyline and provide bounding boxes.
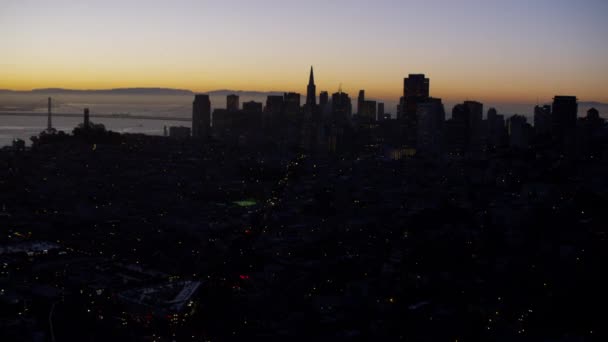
[1,0,607,104]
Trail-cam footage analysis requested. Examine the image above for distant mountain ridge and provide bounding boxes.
[0,88,286,97]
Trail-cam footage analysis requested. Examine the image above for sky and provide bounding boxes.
[1,0,607,104]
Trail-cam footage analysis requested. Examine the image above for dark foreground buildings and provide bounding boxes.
[2,68,608,341]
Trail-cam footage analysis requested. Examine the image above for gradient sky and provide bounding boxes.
[1,0,607,104]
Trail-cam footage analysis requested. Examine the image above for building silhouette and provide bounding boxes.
[227,94,239,112]
[402,74,430,119]
[377,103,385,121]
[464,101,485,152]
[192,94,211,138]
[358,90,365,114]
[552,96,577,152]
[331,90,352,123]
[265,95,284,116]
[243,101,263,113]
[507,115,531,148]
[534,105,552,138]
[400,74,430,145]
[487,107,506,148]
[320,91,329,107]
[306,66,316,108]
[169,126,191,139]
[284,92,301,116]
[416,98,445,155]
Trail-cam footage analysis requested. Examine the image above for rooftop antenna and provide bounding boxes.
[338,83,342,93]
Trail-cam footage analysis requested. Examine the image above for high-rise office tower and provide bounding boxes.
[306,66,316,107]
[401,74,430,144]
[192,94,211,138]
[331,91,352,122]
[320,91,329,107]
[377,103,385,121]
[404,74,430,99]
[358,90,365,114]
[243,101,263,113]
[227,94,239,112]
[464,100,485,151]
[487,107,506,147]
[416,98,445,154]
[552,96,577,144]
[284,92,301,116]
[507,115,531,148]
[265,95,284,115]
[534,105,552,138]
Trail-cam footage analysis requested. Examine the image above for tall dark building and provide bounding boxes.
[306,66,316,107]
[243,101,263,113]
[265,95,284,115]
[331,91,352,122]
[227,94,239,112]
[400,74,430,121]
[401,74,430,145]
[404,74,430,99]
[534,105,552,138]
[487,107,506,148]
[358,90,365,114]
[319,91,329,107]
[552,96,577,149]
[377,103,385,121]
[416,98,445,154]
[284,92,301,116]
[507,115,531,148]
[192,94,211,138]
[359,101,377,122]
[464,100,485,151]
[448,104,472,153]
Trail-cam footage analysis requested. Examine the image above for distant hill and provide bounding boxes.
[206,89,284,97]
[0,88,287,97]
[28,88,195,96]
[579,101,608,107]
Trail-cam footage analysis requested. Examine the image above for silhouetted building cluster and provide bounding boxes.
[186,69,605,161]
[3,67,608,341]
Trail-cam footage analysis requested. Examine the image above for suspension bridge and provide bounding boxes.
[0,97,191,128]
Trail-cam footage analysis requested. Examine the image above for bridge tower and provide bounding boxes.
[47,97,52,131]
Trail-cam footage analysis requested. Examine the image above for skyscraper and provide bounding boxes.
[227,94,239,112]
[534,105,552,138]
[306,66,316,108]
[242,101,263,113]
[331,91,352,122]
[284,92,301,116]
[377,103,385,121]
[404,74,430,99]
[507,115,531,148]
[552,96,577,141]
[401,74,430,145]
[265,95,284,115]
[319,91,329,107]
[487,107,506,148]
[416,98,445,154]
[192,94,211,138]
[464,100,485,151]
[358,90,365,114]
